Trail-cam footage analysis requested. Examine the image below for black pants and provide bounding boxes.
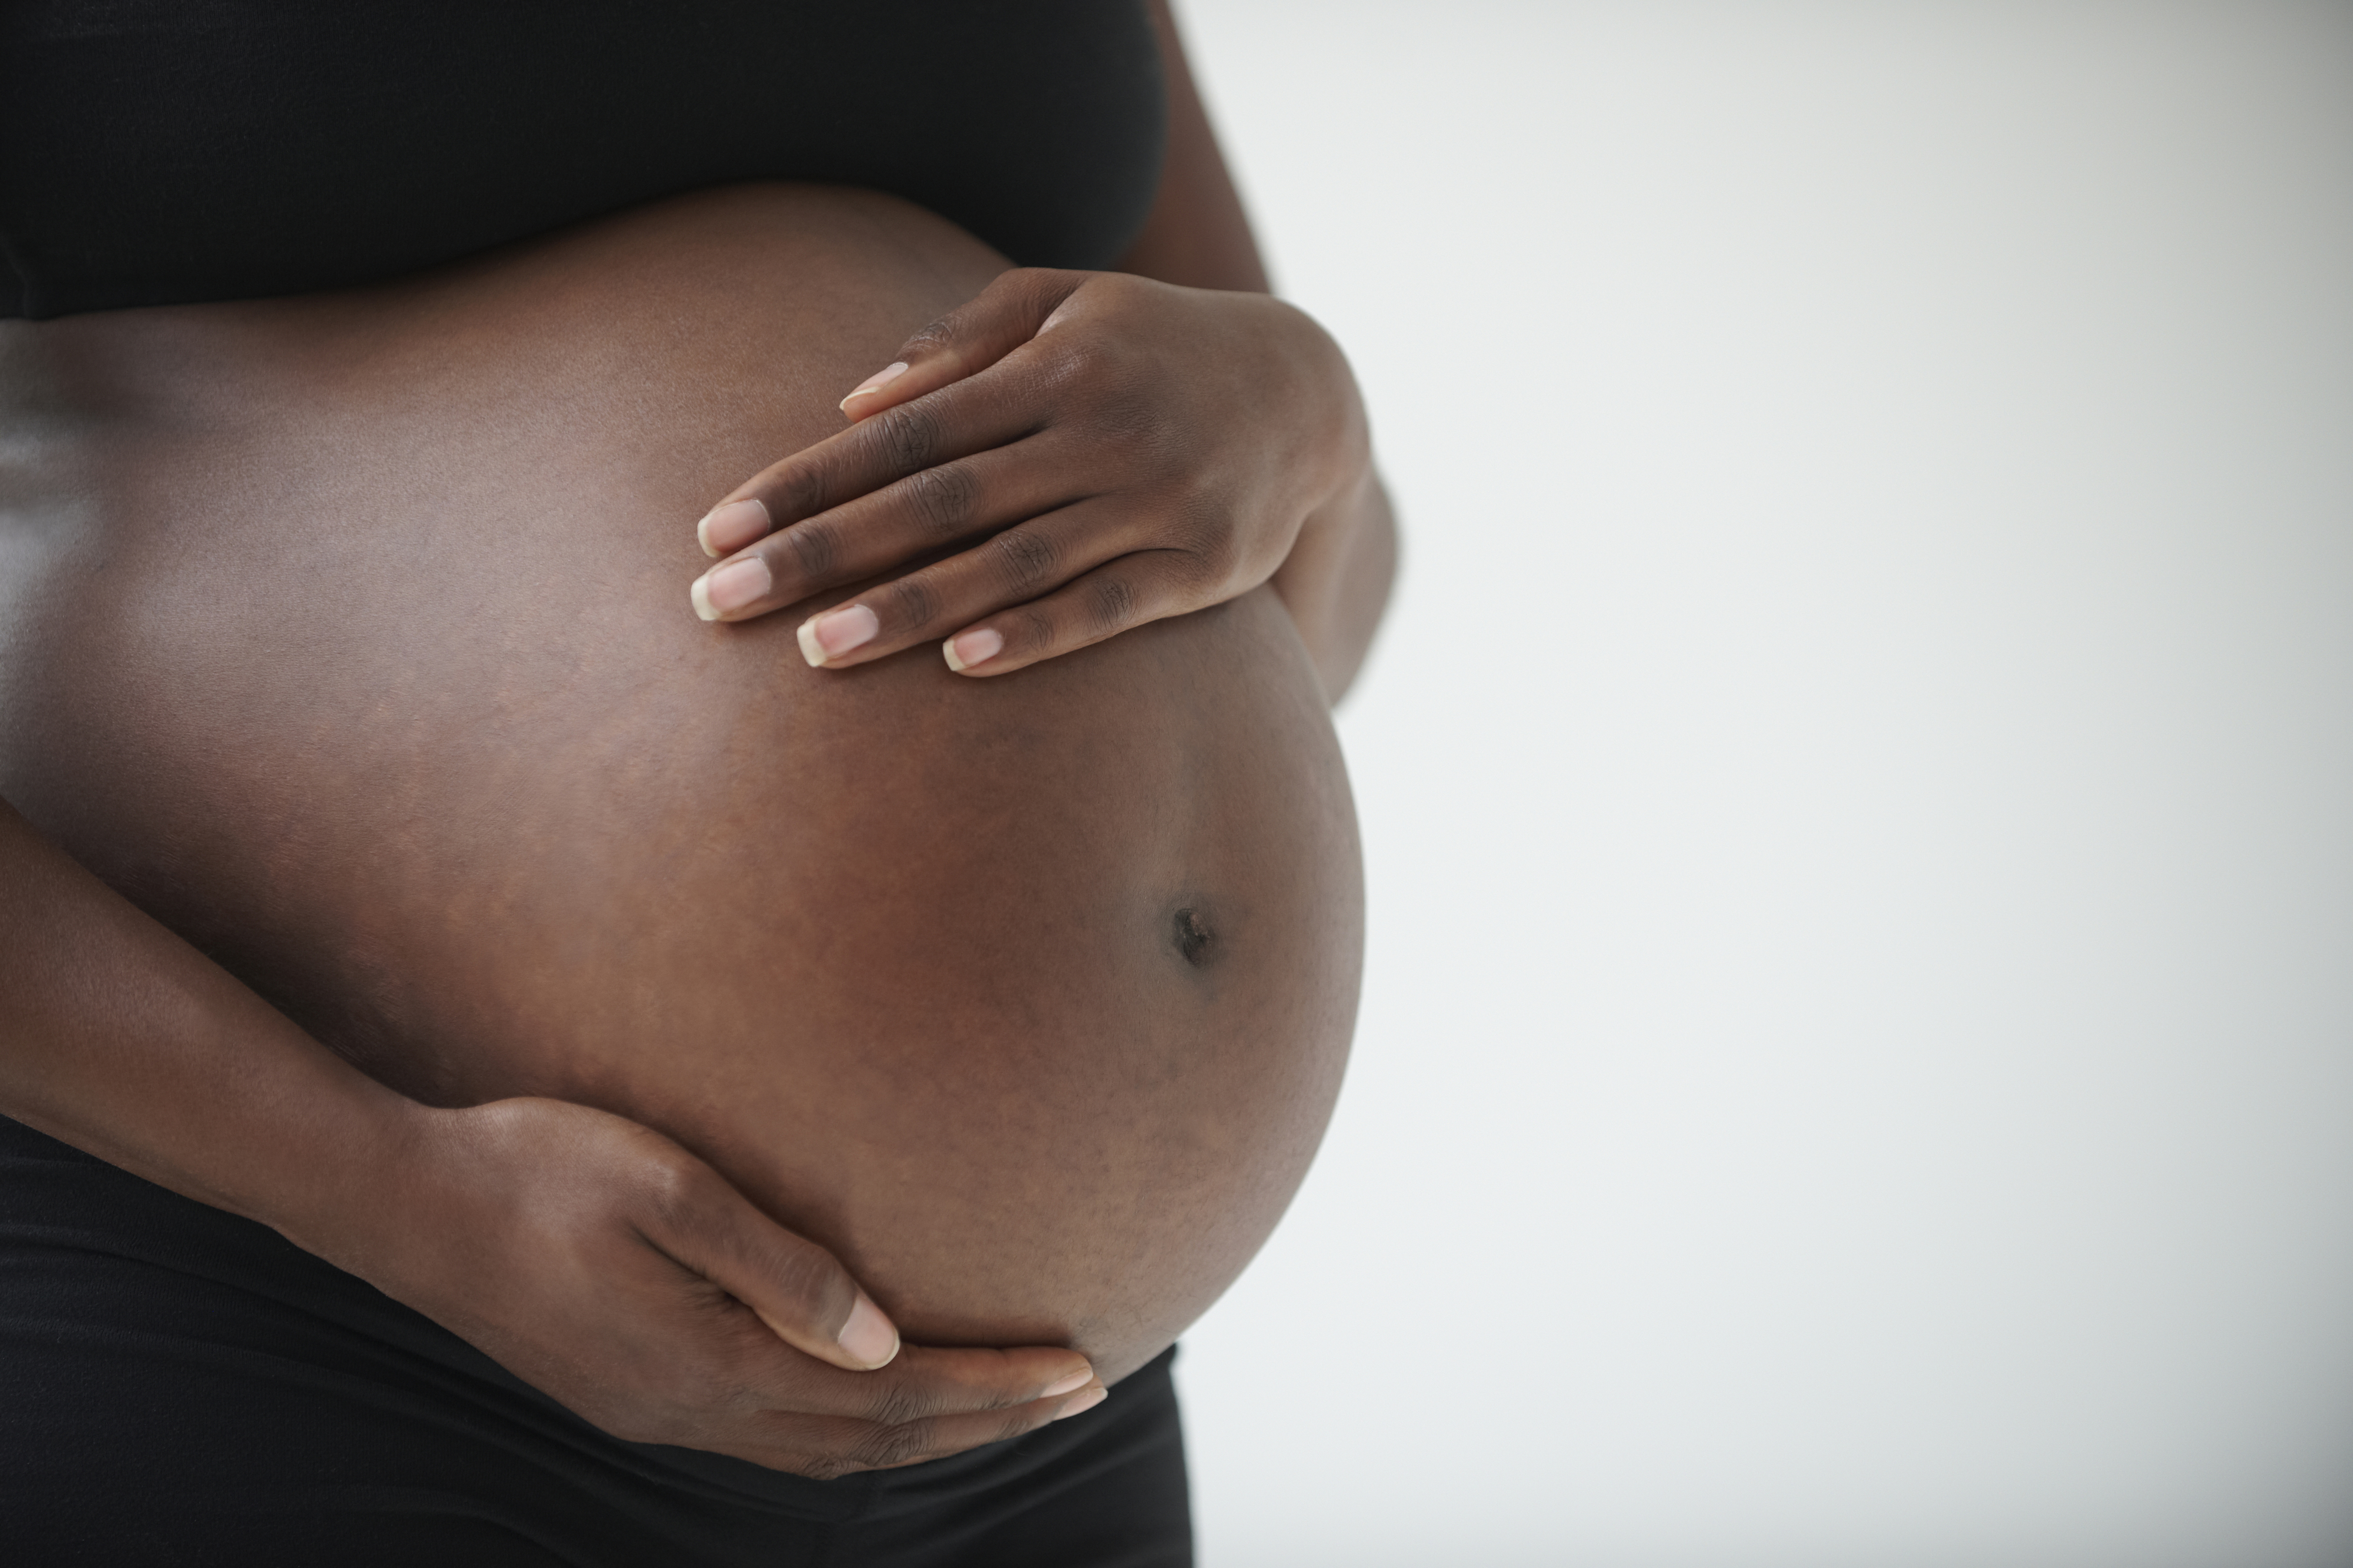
[0,1116,1191,1566]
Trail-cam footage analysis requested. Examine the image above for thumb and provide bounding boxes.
[644,1165,902,1372]
[838,268,1089,422]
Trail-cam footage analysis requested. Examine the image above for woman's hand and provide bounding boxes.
[685,268,1372,678]
[348,1097,1103,1479]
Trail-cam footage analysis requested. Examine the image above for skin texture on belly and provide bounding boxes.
[0,187,1362,1382]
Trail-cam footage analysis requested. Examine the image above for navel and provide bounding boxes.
[1172,906,1217,968]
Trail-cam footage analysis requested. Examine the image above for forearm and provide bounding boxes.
[0,796,419,1256]
[1111,4,1397,699]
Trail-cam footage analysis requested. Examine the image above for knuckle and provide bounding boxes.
[1003,266,1074,321]
[629,1152,706,1228]
[904,311,959,356]
[780,519,839,581]
[1191,529,1240,588]
[989,526,1061,593]
[796,1448,864,1483]
[769,460,831,525]
[1087,569,1139,633]
[870,402,945,474]
[852,1420,939,1472]
[882,572,944,632]
[900,462,982,540]
[755,1235,849,1320]
[859,1380,944,1429]
[1065,331,1148,396]
[1048,334,1125,395]
[1169,500,1241,586]
[1011,604,1058,654]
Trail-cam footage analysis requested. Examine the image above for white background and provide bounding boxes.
[1165,4,2353,1565]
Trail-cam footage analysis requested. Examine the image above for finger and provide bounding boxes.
[835,268,1089,425]
[695,348,1071,571]
[942,549,1216,678]
[634,1161,903,1373]
[851,1382,1111,1475]
[694,268,1086,561]
[727,1381,1110,1480]
[785,499,1147,669]
[693,434,1095,621]
[750,1342,1099,1426]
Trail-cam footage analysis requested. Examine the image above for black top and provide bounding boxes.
[0,1,1166,319]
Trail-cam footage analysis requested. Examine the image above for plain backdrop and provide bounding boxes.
[1161,4,2353,1566]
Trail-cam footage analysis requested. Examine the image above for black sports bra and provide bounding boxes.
[0,1,1165,319]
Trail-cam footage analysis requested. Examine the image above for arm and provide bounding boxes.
[1120,0,1399,700]
[0,796,414,1240]
[1114,0,1271,295]
[0,797,1099,1471]
[684,0,1399,703]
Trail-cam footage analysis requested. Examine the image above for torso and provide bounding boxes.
[0,186,1361,1382]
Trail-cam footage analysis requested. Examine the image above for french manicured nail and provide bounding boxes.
[691,558,771,620]
[1052,1386,1108,1420]
[838,1293,900,1369]
[1039,1366,1096,1400]
[696,498,771,558]
[796,604,880,666]
[838,361,909,412]
[942,627,1004,673]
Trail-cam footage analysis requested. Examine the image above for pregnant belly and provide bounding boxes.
[0,186,1362,1383]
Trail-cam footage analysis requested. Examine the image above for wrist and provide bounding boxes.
[249,1073,441,1275]
[1263,296,1371,505]
[1274,463,1397,703]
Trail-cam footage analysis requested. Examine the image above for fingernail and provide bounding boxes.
[1053,1386,1108,1420]
[838,1293,900,1369]
[692,558,772,620]
[696,498,771,558]
[1039,1366,1095,1400]
[838,361,909,412]
[942,627,1004,673]
[796,604,880,667]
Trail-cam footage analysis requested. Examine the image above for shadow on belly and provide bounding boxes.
[0,185,1365,1381]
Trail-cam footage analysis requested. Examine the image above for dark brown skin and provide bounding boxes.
[687,266,1387,696]
[0,5,1394,1480]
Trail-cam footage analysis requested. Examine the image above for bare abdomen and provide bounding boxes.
[0,186,1361,1381]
